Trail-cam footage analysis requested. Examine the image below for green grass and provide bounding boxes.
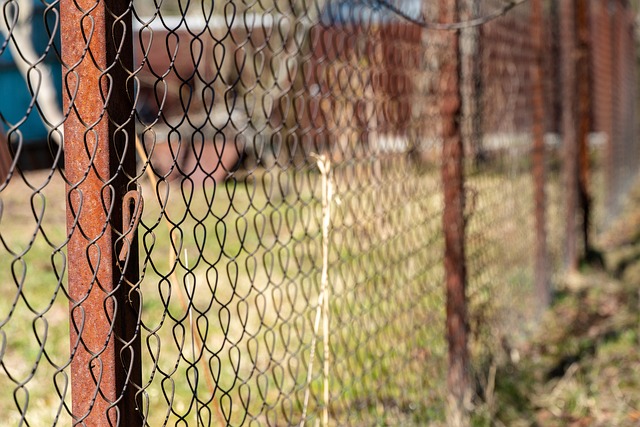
[479,175,640,427]
[0,153,547,426]
[132,159,450,425]
[0,169,71,426]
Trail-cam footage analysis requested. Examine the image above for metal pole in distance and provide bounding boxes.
[576,0,593,259]
[603,2,615,220]
[440,0,469,424]
[610,2,622,218]
[530,0,550,309]
[561,0,579,271]
[61,0,142,425]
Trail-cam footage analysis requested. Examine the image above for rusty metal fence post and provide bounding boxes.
[561,0,579,271]
[440,0,469,424]
[561,0,593,270]
[61,1,142,425]
[531,0,550,308]
[576,0,593,258]
[604,1,616,219]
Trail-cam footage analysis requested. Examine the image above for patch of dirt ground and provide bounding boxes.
[483,184,640,427]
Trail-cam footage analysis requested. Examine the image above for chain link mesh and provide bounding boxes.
[0,0,638,425]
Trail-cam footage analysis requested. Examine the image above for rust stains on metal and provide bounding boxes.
[576,0,592,255]
[560,0,579,271]
[531,0,550,309]
[61,0,141,425]
[119,190,144,263]
[440,0,469,423]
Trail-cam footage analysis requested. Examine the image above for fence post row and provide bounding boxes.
[61,1,142,425]
[51,0,615,424]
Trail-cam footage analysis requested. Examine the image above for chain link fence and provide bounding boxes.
[0,0,638,425]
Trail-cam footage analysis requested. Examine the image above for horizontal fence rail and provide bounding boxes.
[0,0,638,425]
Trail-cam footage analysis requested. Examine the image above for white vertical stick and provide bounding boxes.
[185,249,200,425]
[300,154,333,427]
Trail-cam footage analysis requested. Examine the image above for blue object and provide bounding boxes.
[0,2,62,144]
[320,0,421,26]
